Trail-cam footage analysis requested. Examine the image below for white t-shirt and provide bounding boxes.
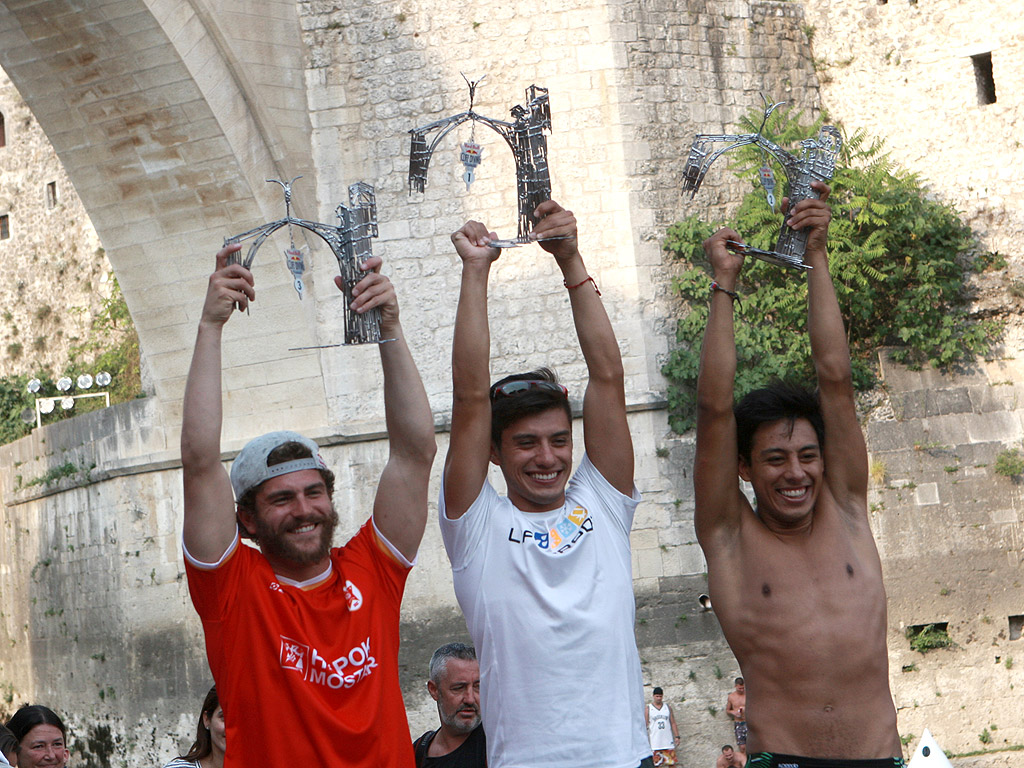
[440,455,649,768]
[647,703,674,750]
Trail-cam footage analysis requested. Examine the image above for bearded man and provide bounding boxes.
[181,244,436,767]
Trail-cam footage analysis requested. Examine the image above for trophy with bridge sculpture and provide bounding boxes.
[223,177,387,346]
[408,76,558,249]
[682,100,842,271]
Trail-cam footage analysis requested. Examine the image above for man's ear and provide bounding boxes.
[737,456,751,483]
[489,442,501,467]
[427,679,440,702]
[237,504,258,537]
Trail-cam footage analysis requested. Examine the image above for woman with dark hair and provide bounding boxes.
[162,687,224,768]
[0,723,19,766]
[5,705,68,768]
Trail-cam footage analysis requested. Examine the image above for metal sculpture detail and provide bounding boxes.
[223,178,383,345]
[682,101,842,270]
[409,78,552,246]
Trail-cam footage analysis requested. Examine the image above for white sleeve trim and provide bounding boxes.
[372,517,416,568]
[182,527,240,570]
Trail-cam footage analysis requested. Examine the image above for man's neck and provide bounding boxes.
[428,726,472,757]
[266,554,332,586]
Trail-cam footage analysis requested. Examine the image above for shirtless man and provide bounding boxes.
[694,183,903,768]
[715,745,744,768]
[725,678,746,758]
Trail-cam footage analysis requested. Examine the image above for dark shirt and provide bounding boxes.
[413,725,487,768]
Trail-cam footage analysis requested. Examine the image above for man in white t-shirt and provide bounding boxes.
[440,201,651,768]
[645,687,679,765]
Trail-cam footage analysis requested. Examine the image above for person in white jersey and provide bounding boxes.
[440,200,652,768]
[645,687,679,765]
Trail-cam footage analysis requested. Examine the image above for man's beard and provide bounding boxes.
[252,503,339,565]
[439,703,481,735]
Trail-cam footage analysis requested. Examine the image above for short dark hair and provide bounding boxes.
[490,367,572,445]
[652,686,664,696]
[734,677,744,685]
[429,642,477,685]
[236,441,336,536]
[6,705,67,745]
[734,380,824,464]
[722,745,735,752]
[182,685,219,762]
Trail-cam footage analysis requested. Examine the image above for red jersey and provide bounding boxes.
[185,521,414,768]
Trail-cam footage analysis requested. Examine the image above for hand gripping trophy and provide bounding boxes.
[408,77,554,248]
[682,100,842,270]
[222,178,385,345]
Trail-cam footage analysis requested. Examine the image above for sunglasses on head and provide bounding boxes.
[490,380,569,400]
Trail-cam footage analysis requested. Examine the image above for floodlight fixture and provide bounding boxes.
[56,377,73,392]
[39,399,55,414]
[96,371,112,387]
[77,374,94,389]
[61,397,74,410]
[27,378,41,394]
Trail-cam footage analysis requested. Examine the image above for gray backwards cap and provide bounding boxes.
[229,430,328,499]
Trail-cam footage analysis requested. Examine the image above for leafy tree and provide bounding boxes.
[0,277,143,445]
[662,107,1002,432]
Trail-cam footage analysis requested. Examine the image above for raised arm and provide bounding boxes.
[693,229,749,546]
[787,183,868,509]
[443,222,501,519]
[533,200,633,495]
[181,243,255,562]
[346,258,437,561]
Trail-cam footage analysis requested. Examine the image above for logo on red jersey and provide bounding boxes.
[279,636,309,674]
[343,579,363,610]
[278,635,378,691]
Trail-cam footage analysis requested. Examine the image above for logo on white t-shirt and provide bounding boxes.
[507,504,593,555]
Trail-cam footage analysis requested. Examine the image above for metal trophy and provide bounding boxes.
[409,77,553,248]
[682,100,842,270]
[223,178,385,345]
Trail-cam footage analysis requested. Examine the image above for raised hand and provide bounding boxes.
[702,227,746,289]
[202,242,255,325]
[531,199,579,264]
[451,220,501,267]
[340,255,400,330]
[782,181,832,256]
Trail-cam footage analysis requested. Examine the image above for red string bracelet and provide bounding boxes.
[710,281,740,303]
[564,276,602,296]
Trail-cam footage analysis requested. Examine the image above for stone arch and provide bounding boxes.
[0,0,327,438]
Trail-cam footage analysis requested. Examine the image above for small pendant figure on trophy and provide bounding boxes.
[758,165,777,211]
[460,140,483,190]
[284,247,306,298]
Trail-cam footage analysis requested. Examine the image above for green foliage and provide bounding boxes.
[979,729,992,745]
[994,448,1024,478]
[0,277,142,446]
[906,623,952,653]
[661,106,1002,432]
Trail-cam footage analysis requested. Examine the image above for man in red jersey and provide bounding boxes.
[181,244,435,768]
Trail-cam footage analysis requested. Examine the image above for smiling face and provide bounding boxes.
[738,417,823,532]
[429,657,481,736]
[241,469,338,576]
[491,408,573,512]
[18,725,68,768]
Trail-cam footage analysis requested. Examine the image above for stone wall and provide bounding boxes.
[0,70,112,378]
[801,0,1024,344]
[0,0,1022,766]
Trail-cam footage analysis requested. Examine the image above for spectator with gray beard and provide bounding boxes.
[413,643,486,768]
